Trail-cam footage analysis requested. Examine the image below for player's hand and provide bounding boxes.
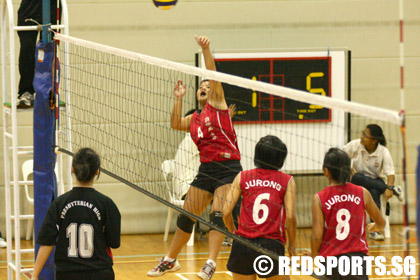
[174,80,186,99]
[288,246,296,257]
[195,35,210,49]
[367,222,382,233]
[384,188,393,201]
[229,104,237,118]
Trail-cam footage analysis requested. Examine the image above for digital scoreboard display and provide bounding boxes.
[214,57,331,123]
[197,50,350,172]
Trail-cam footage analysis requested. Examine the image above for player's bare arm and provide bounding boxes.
[31,245,54,280]
[364,188,386,233]
[222,173,241,232]
[170,80,192,131]
[284,178,297,256]
[311,194,324,258]
[195,35,227,110]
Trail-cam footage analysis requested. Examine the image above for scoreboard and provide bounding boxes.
[196,50,350,173]
[214,57,331,123]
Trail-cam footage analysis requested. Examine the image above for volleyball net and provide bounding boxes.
[54,33,407,260]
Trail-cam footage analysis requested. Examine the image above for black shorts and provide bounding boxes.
[324,252,368,280]
[227,237,285,278]
[190,160,242,194]
[56,268,114,280]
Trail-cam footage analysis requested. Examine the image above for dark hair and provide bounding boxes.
[185,109,196,117]
[72,148,101,183]
[367,124,386,146]
[254,135,287,170]
[199,79,209,86]
[323,148,351,184]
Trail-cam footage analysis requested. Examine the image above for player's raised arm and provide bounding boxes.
[171,80,192,131]
[284,178,297,256]
[311,194,324,258]
[195,35,215,71]
[195,35,227,109]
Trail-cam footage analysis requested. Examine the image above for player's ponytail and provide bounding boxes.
[323,148,351,184]
[367,124,387,146]
[72,148,101,184]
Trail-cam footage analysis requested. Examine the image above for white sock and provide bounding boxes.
[206,259,216,267]
[164,256,175,262]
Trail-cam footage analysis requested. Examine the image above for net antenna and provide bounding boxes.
[54,33,406,266]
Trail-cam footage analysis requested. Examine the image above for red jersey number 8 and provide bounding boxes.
[336,208,351,240]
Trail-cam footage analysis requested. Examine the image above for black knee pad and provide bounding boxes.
[210,211,226,231]
[177,214,195,233]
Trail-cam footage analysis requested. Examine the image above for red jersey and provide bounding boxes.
[236,168,292,243]
[317,183,368,257]
[190,103,240,163]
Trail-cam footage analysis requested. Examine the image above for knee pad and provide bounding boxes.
[210,211,226,231]
[177,214,195,233]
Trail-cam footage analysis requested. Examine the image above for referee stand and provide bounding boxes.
[1,0,69,279]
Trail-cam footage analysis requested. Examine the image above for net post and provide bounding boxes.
[42,0,51,43]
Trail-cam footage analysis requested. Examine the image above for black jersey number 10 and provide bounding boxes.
[67,223,94,258]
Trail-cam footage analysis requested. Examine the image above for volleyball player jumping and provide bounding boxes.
[148,35,242,280]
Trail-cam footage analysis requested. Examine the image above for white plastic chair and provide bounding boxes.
[162,160,194,246]
[22,160,34,240]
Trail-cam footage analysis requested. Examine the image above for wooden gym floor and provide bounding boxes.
[0,225,417,279]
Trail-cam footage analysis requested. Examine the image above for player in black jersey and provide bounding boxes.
[31,148,121,280]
